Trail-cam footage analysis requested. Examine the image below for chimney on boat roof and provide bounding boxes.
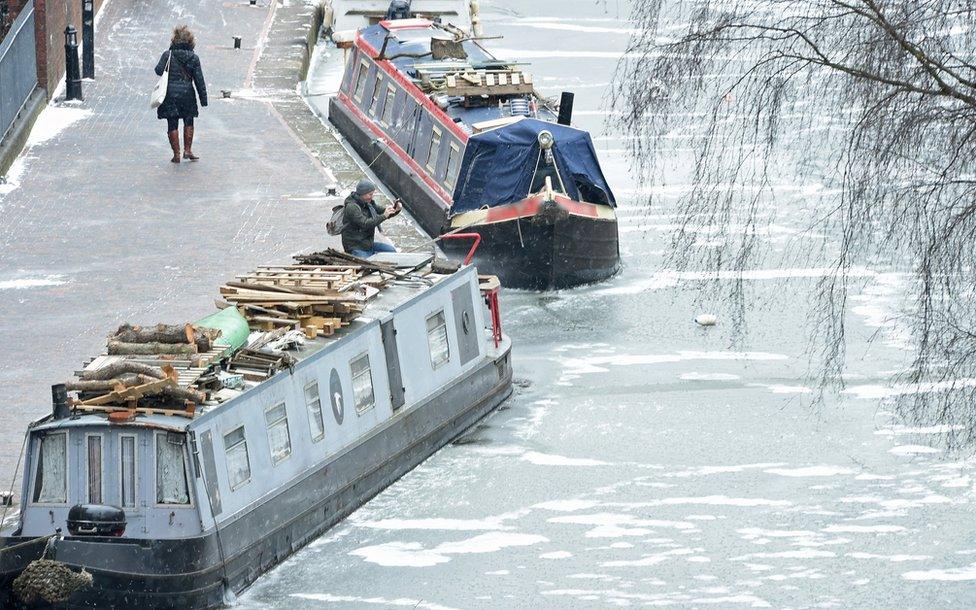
[52,384,70,420]
[386,0,412,20]
[557,92,575,126]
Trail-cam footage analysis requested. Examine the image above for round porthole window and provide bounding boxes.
[329,368,344,424]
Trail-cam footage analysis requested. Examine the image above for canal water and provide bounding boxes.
[239,1,976,609]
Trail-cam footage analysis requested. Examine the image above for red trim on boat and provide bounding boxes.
[338,92,453,206]
[356,34,471,143]
[379,19,432,30]
[485,196,543,223]
[553,195,601,218]
[481,196,604,223]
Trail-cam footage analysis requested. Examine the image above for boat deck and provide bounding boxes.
[61,251,471,423]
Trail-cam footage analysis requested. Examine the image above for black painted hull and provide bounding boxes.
[442,210,620,291]
[0,348,513,609]
[328,98,620,290]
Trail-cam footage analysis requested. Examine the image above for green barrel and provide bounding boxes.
[194,307,250,355]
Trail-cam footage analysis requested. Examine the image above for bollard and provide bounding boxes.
[233,35,242,49]
[64,26,83,101]
[82,0,95,79]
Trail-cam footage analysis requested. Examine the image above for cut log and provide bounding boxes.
[113,323,192,345]
[76,377,177,406]
[80,362,167,381]
[107,341,197,356]
[65,379,129,392]
[65,374,159,392]
[112,323,216,352]
[161,386,207,404]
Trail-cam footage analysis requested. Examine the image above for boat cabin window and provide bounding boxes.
[426,310,451,370]
[351,353,375,414]
[155,433,190,505]
[224,426,251,490]
[32,432,67,505]
[381,85,397,126]
[120,434,137,509]
[305,381,325,442]
[369,77,384,116]
[426,127,442,173]
[445,143,461,189]
[86,434,103,505]
[265,403,292,464]
[353,59,370,102]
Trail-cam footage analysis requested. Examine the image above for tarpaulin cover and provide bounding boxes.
[451,118,616,213]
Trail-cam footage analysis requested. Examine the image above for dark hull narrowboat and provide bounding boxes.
[0,257,512,609]
[326,12,621,290]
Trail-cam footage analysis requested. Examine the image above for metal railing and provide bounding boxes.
[0,1,37,144]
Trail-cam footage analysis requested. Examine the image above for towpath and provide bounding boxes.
[0,0,419,486]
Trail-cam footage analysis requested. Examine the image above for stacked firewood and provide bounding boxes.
[219,259,383,339]
[106,323,220,356]
[64,323,220,415]
[66,361,206,414]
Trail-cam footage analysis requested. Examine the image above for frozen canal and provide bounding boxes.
[239,1,976,609]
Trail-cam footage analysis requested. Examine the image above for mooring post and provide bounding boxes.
[65,26,83,101]
[82,0,95,79]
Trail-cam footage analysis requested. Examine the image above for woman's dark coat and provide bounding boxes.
[154,43,207,120]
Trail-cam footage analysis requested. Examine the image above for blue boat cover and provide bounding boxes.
[452,119,616,214]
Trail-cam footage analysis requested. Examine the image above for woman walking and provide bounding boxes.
[154,26,207,163]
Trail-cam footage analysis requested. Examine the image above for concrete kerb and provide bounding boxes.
[0,88,46,179]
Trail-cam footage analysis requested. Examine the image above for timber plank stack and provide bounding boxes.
[219,262,385,339]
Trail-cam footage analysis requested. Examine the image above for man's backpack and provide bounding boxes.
[326,204,346,236]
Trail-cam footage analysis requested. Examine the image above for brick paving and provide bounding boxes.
[0,0,417,486]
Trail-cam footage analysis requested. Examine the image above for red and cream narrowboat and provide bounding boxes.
[328,9,620,289]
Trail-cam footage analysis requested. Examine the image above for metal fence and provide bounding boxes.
[0,1,37,144]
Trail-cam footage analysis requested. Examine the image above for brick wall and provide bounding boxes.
[0,0,31,40]
[33,0,105,97]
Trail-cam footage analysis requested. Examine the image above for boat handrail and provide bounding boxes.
[440,232,482,265]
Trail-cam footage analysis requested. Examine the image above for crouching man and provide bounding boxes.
[341,180,402,258]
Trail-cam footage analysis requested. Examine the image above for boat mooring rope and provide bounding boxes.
[0,434,28,528]
[0,534,54,557]
[199,465,232,601]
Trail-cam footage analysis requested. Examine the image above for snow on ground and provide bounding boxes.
[0,104,94,198]
[0,276,66,290]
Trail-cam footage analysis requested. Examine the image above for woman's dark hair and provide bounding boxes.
[171,25,195,49]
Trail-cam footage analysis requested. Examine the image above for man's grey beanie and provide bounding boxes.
[356,180,377,196]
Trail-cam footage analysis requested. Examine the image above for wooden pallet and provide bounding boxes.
[73,404,195,419]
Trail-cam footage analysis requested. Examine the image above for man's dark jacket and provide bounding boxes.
[341,193,387,252]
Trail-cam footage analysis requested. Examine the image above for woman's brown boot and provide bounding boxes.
[183,125,199,161]
[168,130,181,163]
